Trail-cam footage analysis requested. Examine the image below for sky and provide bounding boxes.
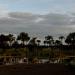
[0,0,75,40]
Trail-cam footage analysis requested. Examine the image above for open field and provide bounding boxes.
[0,64,74,75]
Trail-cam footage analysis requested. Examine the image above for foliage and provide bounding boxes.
[0,32,74,59]
[55,40,62,46]
[29,37,37,46]
[17,32,30,45]
[36,39,41,46]
[65,32,75,45]
[44,35,54,46]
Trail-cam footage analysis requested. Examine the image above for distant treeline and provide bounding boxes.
[0,32,75,48]
[0,32,74,60]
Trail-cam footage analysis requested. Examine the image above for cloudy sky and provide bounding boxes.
[0,0,75,39]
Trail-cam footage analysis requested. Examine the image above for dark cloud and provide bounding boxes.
[0,12,75,37]
[9,12,38,22]
[39,13,71,26]
[8,12,75,26]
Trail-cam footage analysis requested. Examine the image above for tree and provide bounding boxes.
[44,35,54,61]
[29,37,37,46]
[17,32,30,46]
[43,40,47,46]
[17,32,30,58]
[65,32,75,55]
[45,35,53,46]
[28,37,37,60]
[55,40,61,46]
[7,34,15,47]
[65,32,75,45]
[12,41,19,49]
[36,39,41,46]
[54,40,62,53]
[59,36,64,45]
[0,34,9,48]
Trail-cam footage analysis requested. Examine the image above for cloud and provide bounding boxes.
[0,11,75,38]
[8,12,72,26]
[37,13,70,26]
[0,0,75,41]
[9,12,39,22]
[0,4,9,18]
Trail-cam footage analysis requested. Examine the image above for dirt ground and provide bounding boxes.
[0,64,74,75]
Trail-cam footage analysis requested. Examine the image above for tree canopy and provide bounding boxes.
[65,32,75,45]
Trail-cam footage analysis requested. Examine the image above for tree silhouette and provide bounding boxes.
[36,39,41,46]
[7,34,15,47]
[17,32,30,46]
[65,32,75,45]
[55,40,61,46]
[0,34,9,48]
[28,37,37,60]
[43,40,47,46]
[59,36,64,45]
[12,41,19,48]
[45,35,53,46]
[29,37,37,46]
[44,35,54,61]
[65,32,75,55]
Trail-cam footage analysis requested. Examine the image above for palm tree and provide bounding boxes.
[17,32,30,59]
[59,36,65,54]
[36,39,41,59]
[43,40,47,46]
[17,32,30,46]
[29,37,37,46]
[45,35,53,46]
[44,35,54,61]
[36,39,41,46]
[7,34,15,47]
[28,37,37,60]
